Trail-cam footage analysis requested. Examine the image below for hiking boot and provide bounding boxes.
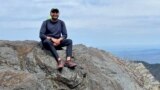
[65,60,77,68]
[57,60,64,69]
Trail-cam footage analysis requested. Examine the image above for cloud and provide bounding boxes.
[0,0,160,47]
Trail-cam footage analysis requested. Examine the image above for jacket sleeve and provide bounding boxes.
[39,21,47,41]
[61,21,67,39]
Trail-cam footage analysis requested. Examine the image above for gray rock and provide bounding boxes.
[0,40,159,90]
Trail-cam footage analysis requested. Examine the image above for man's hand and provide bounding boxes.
[50,38,62,46]
[46,36,51,40]
[58,37,64,42]
[46,36,63,46]
[52,38,60,45]
[53,37,64,46]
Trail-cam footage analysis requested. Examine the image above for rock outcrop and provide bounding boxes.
[134,61,160,82]
[0,40,159,90]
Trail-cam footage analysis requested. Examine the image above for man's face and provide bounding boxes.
[50,12,59,20]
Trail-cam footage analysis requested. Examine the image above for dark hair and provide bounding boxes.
[50,8,59,13]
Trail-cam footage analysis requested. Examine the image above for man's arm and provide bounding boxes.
[39,21,47,41]
[61,21,67,40]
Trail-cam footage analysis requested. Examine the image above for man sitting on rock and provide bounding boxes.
[39,8,77,69]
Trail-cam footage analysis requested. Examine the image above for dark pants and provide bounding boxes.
[42,39,73,62]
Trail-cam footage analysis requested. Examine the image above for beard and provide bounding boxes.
[51,15,59,20]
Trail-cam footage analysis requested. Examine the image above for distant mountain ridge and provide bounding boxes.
[110,48,160,64]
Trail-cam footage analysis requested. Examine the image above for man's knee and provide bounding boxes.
[42,39,52,45]
[67,39,72,44]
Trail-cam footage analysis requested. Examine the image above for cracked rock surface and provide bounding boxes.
[0,40,159,90]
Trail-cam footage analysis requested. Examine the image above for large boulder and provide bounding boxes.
[0,40,159,90]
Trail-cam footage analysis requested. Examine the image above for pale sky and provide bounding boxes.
[0,0,160,49]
